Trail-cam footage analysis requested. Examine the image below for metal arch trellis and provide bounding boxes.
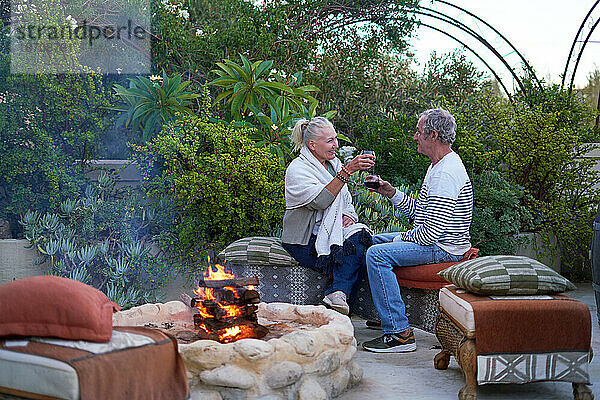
[344,0,543,99]
[304,0,542,98]
[411,7,527,96]
[432,0,542,91]
[416,21,515,102]
[561,0,600,95]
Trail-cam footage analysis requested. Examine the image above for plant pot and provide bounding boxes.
[591,196,600,326]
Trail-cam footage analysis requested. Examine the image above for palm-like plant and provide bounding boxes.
[113,71,200,141]
[209,55,315,119]
[209,55,348,165]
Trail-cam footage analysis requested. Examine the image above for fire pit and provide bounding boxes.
[113,263,362,399]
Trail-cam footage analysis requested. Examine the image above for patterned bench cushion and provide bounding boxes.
[438,255,576,295]
[218,237,298,266]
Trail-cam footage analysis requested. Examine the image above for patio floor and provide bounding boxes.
[344,283,599,400]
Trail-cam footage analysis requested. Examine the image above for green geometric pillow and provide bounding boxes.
[217,236,298,266]
[438,255,576,295]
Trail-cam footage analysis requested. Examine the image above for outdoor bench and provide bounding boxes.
[219,237,478,333]
[434,285,594,400]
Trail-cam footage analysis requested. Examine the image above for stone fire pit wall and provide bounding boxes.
[113,301,362,400]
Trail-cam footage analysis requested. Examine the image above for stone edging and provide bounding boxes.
[113,301,362,400]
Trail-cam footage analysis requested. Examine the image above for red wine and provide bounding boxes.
[364,181,380,189]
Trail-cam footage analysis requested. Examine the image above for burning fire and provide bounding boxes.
[203,256,234,280]
[193,256,254,342]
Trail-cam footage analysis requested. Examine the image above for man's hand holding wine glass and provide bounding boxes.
[364,175,396,198]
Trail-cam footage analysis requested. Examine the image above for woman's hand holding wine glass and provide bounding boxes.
[345,151,375,174]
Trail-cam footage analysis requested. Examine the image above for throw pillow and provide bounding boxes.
[218,237,298,266]
[438,255,576,295]
[0,275,120,342]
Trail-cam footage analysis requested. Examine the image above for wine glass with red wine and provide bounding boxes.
[361,151,380,189]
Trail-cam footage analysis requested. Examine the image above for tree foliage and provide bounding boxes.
[152,0,419,84]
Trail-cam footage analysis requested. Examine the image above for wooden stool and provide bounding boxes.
[434,286,594,400]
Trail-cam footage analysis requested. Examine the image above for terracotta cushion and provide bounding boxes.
[393,248,480,290]
[0,276,120,342]
[393,262,455,289]
[441,285,591,355]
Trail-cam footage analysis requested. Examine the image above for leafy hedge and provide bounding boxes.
[132,113,285,266]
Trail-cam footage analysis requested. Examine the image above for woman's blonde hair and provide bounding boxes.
[290,117,334,152]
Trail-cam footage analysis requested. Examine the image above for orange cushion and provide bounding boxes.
[393,262,455,289]
[0,276,120,342]
[393,248,480,289]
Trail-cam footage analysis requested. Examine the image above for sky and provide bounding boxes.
[408,0,600,91]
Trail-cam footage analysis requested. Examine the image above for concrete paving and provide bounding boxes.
[344,283,599,400]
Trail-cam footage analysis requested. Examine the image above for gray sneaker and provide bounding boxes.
[362,331,416,353]
[323,291,349,315]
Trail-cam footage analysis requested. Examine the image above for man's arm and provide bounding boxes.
[366,176,417,219]
[389,190,417,220]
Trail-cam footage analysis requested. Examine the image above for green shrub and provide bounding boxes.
[0,124,84,235]
[470,170,533,256]
[500,84,600,279]
[132,113,285,266]
[20,171,169,309]
[0,56,114,236]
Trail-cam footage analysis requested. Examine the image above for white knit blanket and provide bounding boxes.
[285,147,371,256]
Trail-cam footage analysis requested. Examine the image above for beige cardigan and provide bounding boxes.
[281,187,336,245]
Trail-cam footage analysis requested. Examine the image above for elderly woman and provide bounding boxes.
[281,117,375,315]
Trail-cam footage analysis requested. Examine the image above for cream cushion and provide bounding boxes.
[439,285,476,334]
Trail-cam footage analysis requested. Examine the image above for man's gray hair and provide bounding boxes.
[420,108,456,145]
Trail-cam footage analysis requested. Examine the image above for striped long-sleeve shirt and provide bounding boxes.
[390,151,473,255]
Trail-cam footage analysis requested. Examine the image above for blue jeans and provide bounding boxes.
[282,232,368,301]
[365,232,462,334]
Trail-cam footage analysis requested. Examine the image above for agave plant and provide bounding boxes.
[20,173,169,309]
[113,70,200,141]
[348,172,417,234]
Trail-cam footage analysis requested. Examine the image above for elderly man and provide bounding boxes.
[362,108,473,353]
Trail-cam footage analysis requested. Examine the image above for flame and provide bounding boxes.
[196,323,209,333]
[193,256,260,343]
[193,257,245,323]
[203,256,234,281]
[218,325,257,343]
[219,326,241,342]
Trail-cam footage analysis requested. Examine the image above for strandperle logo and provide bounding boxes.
[10,0,151,74]
[14,19,147,46]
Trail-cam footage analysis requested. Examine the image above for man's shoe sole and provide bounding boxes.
[362,342,417,353]
[322,297,349,315]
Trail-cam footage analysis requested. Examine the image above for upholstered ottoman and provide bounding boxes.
[0,327,189,400]
[434,285,594,400]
